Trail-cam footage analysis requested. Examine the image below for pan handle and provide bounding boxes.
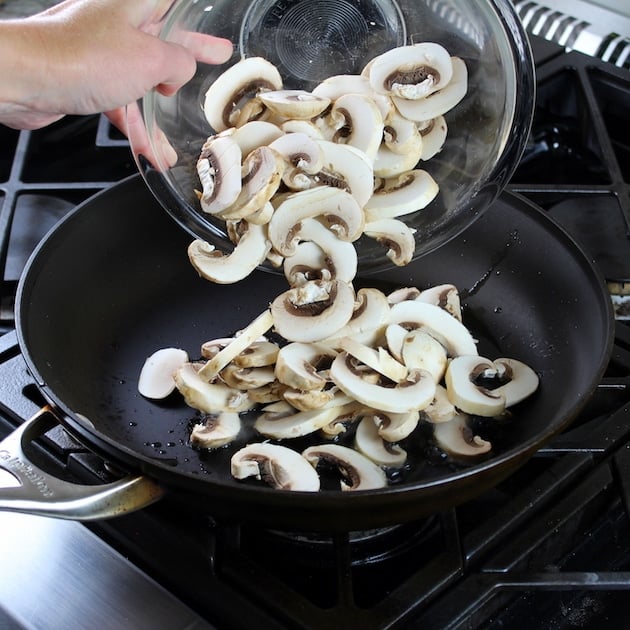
[0,406,165,520]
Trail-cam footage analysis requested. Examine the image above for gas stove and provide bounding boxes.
[1,31,630,630]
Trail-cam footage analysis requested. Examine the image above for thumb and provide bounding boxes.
[149,39,198,96]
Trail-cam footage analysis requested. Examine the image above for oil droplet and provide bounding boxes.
[151,442,162,448]
[129,421,137,427]
[494,307,502,314]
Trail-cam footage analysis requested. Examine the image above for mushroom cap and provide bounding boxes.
[138,347,189,400]
[416,283,462,321]
[258,89,331,119]
[492,357,540,407]
[364,218,417,267]
[231,443,321,491]
[372,409,420,442]
[432,413,492,460]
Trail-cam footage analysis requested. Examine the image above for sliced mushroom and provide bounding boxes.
[174,363,254,413]
[196,135,243,215]
[286,218,358,284]
[382,110,423,155]
[138,347,189,400]
[423,384,457,423]
[233,340,280,368]
[268,132,324,189]
[444,355,506,417]
[365,170,439,221]
[198,310,274,381]
[281,119,325,139]
[187,221,270,285]
[419,116,448,161]
[268,186,364,256]
[492,358,540,407]
[254,404,344,439]
[231,443,321,491]
[338,337,407,383]
[220,146,284,221]
[432,413,492,459]
[373,142,424,179]
[393,57,468,121]
[388,301,478,357]
[364,218,417,266]
[203,57,283,132]
[321,287,392,348]
[401,329,448,383]
[190,412,241,448]
[227,120,284,157]
[387,287,421,304]
[302,443,387,491]
[283,241,330,287]
[354,416,407,467]
[416,283,462,321]
[220,364,277,390]
[270,279,356,343]
[314,140,374,208]
[282,387,338,411]
[328,93,384,161]
[330,352,435,414]
[258,89,330,119]
[368,43,454,100]
[274,342,336,391]
[372,409,420,442]
[385,323,408,362]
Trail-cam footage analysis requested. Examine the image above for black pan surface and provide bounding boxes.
[16,175,614,530]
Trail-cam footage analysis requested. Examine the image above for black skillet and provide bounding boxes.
[11,175,613,531]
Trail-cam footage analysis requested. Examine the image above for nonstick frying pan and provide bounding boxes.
[4,175,613,531]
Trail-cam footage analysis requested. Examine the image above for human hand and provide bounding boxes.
[0,0,233,131]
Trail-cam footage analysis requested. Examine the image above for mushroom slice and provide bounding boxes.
[258,89,330,119]
[282,387,335,411]
[221,364,276,390]
[388,301,478,357]
[387,286,421,304]
[373,142,424,179]
[269,132,324,186]
[419,116,448,161]
[190,412,241,449]
[302,444,387,491]
[233,341,280,368]
[493,358,539,407]
[187,222,270,285]
[322,287,391,349]
[198,310,274,381]
[433,413,492,460]
[196,135,243,214]
[254,405,344,439]
[444,355,506,417]
[355,416,407,467]
[271,279,356,343]
[401,329,448,383]
[275,342,336,391]
[203,57,283,132]
[338,337,407,383]
[330,352,435,414]
[365,170,439,221]
[385,323,408,362]
[284,241,330,287]
[220,146,284,221]
[138,347,189,400]
[383,110,423,156]
[416,283,462,321]
[369,43,453,99]
[423,385,457,424]
[281,119,325,139]
[289,218,358,284]
[312,75,394,119]
[393,57,468,121]
[231,443,320,491]
[228,121,284,157]
[268,186,364,256]
[174,363,254,413]
[328,93,384,161]
[315,141,375,209]
[372,409,420,442]
[364,218,417,267]
[247,381,287,404]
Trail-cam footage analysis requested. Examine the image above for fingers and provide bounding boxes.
[174,32,234,65]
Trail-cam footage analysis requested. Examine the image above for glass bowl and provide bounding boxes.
[129,0,534,274]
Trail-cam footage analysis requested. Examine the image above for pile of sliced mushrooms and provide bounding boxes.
[138,43,540,492]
